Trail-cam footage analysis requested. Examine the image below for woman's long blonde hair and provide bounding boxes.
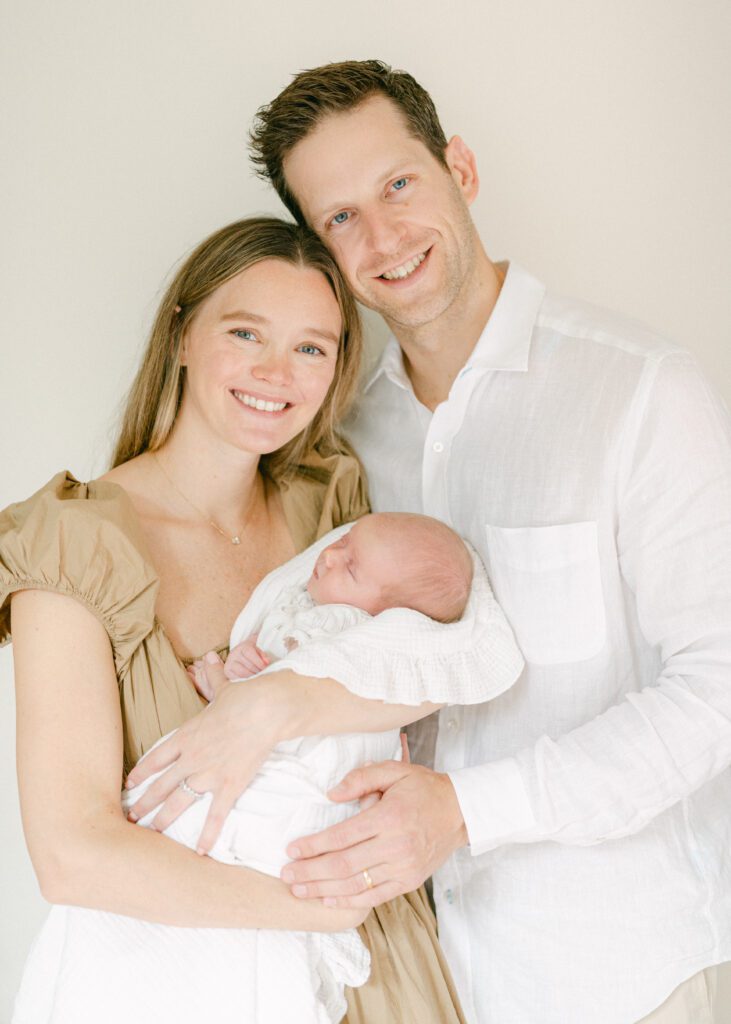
[111,217,362,480]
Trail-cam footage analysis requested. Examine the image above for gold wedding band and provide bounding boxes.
[362,869,374,889]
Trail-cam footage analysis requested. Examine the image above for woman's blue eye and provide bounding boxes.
[232,329,256,341]
[332,211,349,226]
[298,344,324,356]
[392,178,408,191]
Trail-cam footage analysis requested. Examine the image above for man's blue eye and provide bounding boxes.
[332,211,349,225]
[392,178,408,191]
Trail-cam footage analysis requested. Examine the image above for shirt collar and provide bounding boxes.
[364,261,546,392]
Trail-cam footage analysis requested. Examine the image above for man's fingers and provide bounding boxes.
[125,734,182,788]
[282,836,387,886]
[286,803,381,860]
[290,860,392,899]
[323,879,403,910]
[327,760,410,803]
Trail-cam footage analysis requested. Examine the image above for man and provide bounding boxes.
[250,61,731,1023]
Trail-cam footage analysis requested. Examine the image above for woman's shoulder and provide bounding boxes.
[0,470,158,664]
[278,441,370,551]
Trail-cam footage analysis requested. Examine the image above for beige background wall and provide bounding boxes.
[1,1,730,1020]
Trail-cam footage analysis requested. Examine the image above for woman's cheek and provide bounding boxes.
[303,364,336,411]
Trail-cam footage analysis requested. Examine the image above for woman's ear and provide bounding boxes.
[444,135,480,206]
[175,306,188,367]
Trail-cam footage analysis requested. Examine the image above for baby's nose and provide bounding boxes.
[323,545,339,567]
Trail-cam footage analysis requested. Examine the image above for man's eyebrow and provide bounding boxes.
[314,161,414,224]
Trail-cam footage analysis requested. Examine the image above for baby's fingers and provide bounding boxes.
[225,654,256,680]
[188,661,213,700]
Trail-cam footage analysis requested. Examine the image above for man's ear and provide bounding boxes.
[444,136,480,206]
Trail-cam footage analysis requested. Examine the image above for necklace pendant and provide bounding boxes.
[232,536,241,545]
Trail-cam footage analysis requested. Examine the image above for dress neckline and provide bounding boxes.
[82,473,238,666]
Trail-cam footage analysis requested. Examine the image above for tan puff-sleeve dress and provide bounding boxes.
[0,453,465,1024]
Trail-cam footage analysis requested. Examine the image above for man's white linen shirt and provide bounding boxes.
[343,263,731,1024]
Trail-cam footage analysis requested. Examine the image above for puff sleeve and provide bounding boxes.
[0,472,159,676]
[279,445,370,553]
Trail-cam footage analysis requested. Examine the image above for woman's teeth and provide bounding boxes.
[233,391,287,413]
[381,251,426,281]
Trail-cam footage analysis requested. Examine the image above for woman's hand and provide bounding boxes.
[125,653,284,854]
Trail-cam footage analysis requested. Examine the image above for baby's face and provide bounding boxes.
[307,516,400,614]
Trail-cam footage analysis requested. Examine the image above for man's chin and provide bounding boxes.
[355,275,455,328]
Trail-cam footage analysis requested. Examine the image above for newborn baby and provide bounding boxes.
[195,512,473,697]
[14,513,522,1024]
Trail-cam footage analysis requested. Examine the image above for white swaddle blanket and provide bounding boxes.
[12,525,523,1024]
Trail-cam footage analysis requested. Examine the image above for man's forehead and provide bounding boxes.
[282,96,428,220]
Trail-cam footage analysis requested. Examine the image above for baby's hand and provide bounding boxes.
[224,633,270,681]
[187,652,229,702]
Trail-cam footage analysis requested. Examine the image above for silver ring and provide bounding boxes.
[178,777,205,801]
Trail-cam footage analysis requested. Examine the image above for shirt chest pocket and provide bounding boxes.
[484,521,606,665]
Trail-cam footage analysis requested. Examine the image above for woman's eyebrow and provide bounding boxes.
[219,311,338,346]
[220,309,268,323]
[305,327,340,345]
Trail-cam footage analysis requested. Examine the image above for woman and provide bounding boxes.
[1,217,465,1022]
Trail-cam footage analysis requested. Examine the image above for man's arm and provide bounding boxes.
[283,351,731,902]
[452,350,731,853]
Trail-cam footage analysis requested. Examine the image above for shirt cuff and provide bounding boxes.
[448,757,538,855]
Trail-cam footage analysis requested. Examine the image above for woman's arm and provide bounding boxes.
[11,589,364,931]
[126,657,441,852]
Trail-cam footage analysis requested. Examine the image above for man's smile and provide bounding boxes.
[375,246,433,286]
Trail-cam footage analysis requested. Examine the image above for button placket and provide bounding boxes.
[420,369,482,521]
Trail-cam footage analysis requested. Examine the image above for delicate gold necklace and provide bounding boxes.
[152,451,262,545]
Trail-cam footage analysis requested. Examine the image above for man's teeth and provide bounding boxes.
[233,391,287,412]
[381,252,426,281]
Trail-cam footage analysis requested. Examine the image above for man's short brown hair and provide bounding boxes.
[250,59,449,224]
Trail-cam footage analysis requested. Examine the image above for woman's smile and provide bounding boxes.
[231,388,291,415]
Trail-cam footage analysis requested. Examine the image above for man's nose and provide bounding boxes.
[251,347,292,388]
[362,207,406,258]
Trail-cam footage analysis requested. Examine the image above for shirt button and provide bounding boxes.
[445,888,454,904]
[446,718,458,731]
[432,441,444,453]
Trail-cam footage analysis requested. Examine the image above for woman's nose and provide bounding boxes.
[251,348,292,387]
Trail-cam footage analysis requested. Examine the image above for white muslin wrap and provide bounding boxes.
[12,525,523,1024]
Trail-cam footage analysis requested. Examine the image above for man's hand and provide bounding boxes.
[280,760,469,907]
